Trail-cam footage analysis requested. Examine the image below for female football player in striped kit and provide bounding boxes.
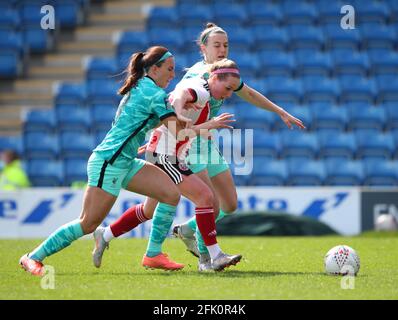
[171,22,306,266]
[92,59,244,272]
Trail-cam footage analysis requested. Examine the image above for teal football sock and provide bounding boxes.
[146,203,177,257]
[29,219,84,262]
[196,210,227,254]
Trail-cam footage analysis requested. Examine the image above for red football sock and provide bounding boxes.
[195,207,217,246]
[110,204,148,237]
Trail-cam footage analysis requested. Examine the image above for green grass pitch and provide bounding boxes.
[1,232,397,300]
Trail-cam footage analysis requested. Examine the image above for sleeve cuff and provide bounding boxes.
[234,81,244,92]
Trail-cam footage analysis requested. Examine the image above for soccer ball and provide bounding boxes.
[375,214,398,231]
[324,245,360,276]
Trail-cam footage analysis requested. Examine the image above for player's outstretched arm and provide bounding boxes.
[236,84,306,130]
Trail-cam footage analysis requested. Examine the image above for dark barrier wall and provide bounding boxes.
[361,190,398,231]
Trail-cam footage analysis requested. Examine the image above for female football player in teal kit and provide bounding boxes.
[19,46,203,275]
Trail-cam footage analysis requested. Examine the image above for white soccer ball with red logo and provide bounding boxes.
[324,245,360,276]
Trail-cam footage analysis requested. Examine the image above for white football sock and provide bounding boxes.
[103,226,115,242]
[207,243,222,260]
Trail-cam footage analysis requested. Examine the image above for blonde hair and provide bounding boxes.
[209,59,240,81]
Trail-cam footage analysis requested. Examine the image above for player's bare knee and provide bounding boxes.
[169,190,181,206]
[80,217,101,234]
[158,188,180,206]
[222,201,238,214]
[196,188,214,207]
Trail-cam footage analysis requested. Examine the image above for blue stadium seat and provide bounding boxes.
[0,8,20,31]
[213,4,247,26]
[54,82,86,106]
[229,53,259,77]
[356,131,395,160]
[0,136,23,155]
[148,28,183,53]
[325,159,364,186]
[22,26,56,54]
[323,24,361,50]
[253,26,289,50]
[251,159,288,186]
[178,4,214,28]
[339,75,377,104]
[361,25,396,50]
[280,131,319,159]
[54,0,85,28]
[391,128,398,154]
[282,1,318,25]
[20,1,47,25]
[234,103,275,130]
[332,50,369,77]
[295,51,332,77]
[147,6,179,29]
[224,27,254,52]
[355,1,389,24]
[384,103,398,130]
[258,50,295,77]
[287,25,324,50]
[64,158,88,185]
[364,160,398,186]
[24,132,59,160]
[368,49,398,76]
[24,109,57,133]
[311,104,348,131]
[56,104,91,133]
[91,104,117,131]
[84,56,119,81]
[347,105,386,131]
[252,131,281,158]
[303,77,340,104]
[115,31,149,56]
[287,159,325,186]
[19,1,56,52]
[28,159,64,187]
[180,26,203,53]
[318,0,346,24]
[247,2,282,26]
[265,78,303,104]
[60,132,95,160]
[0,31,25,78]
[318,131,356,160]
[86,79,119,105]
[376,75,398,103]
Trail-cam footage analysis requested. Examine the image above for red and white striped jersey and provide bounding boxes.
[147,77,211,158]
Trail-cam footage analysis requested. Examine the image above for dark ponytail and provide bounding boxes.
[118,46,170,95]
[118,52,145,95]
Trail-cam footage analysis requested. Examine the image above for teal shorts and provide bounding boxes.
[186,138,229,178]
[87,153,146,197]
